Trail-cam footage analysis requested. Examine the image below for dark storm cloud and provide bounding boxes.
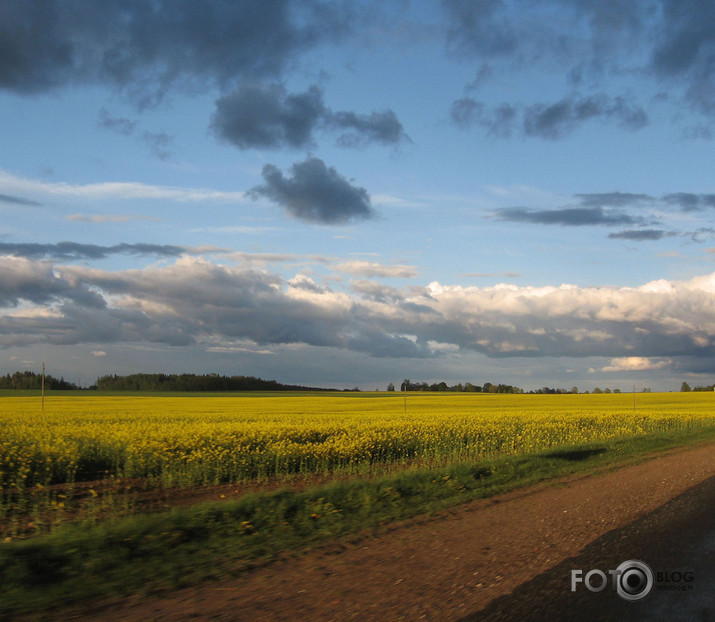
[575,192,653,208]
[691,228,715,243]
[441,0,517,57]
[495,206,638,226]
[98,108,173,159]
[565,0,648,36]
[211,84,326,149]
[608,229,670,241]
[523,94,648,139]
[250,157,375,225]
[492,191,715,240]
[651,0,715,115]
[450,98,517,137]
[0,0,353,101]
[211,84,408,150]
[0,242,187,261]
[329,110,410,148]
[452,95,647,139]
[441,0,653,70]
[662,193,715,211]
[444,0,715,132]
[97,108,137,135]
[682,125,712,140]
[141,131,174,160]
[0,193,41,207]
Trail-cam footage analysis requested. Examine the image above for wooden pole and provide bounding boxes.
[41,362,45,412]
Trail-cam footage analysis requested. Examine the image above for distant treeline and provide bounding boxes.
[394,380,524,393]
[391,382,689,394]
[0,371,80,391]
[94,373,328,392]
[682,381,715,392]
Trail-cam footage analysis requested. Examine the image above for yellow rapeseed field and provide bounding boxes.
[1,391,713,489]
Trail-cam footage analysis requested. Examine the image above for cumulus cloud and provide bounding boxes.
[0,256,713,369]
[211,83,408,150]
[349,280,405,303]
[249,157,375,224]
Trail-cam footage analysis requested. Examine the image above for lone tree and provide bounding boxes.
[680,381,692,392]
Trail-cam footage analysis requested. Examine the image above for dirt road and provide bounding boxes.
[60,442,714,621]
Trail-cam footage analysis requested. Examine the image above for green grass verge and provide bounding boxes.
[1,428,713,617]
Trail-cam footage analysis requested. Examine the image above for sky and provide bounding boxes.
[1,0,714,392]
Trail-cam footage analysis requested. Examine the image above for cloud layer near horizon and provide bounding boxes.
[0,255,712,372]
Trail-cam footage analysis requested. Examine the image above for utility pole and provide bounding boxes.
[41,362,45,412]
[633,384,636,412]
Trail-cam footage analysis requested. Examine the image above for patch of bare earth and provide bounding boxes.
[48,442,714,622]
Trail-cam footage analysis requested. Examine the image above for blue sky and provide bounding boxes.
[1,0,714,391]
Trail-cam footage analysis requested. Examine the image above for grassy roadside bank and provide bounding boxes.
[1,428,713,617]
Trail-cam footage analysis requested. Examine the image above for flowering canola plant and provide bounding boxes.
[0,392,713,489]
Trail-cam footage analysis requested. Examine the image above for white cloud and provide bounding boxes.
[91,350,107,357]
[600,357,673,372]
[334,260,418,278]
[66,213,160,223]
[0,169,247,203]
[0,255,713,370]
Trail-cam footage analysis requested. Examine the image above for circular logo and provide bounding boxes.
[615,560,654,601]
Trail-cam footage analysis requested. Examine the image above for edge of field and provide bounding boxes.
[1,427,714,618]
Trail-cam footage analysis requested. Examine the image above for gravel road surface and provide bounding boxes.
[51,442,714,622]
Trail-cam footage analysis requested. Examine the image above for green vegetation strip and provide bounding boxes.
[1,428,713,617]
